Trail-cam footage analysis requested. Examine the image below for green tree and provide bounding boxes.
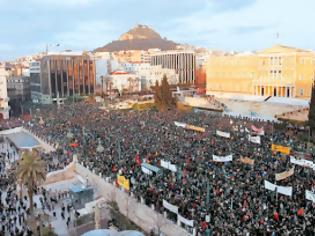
[309,82,315,137]
[16,150,47,214]
[161,75,174,107]
[154,80,162,110]
[154,75,174,111]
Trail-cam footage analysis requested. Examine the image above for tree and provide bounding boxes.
[16,150,47,214]
[161,75,174,108]
[309,81,315,137]
[154,75,174,111]
[154,80,162,110]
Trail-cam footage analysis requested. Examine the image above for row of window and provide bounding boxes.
[210,56,315,66]
[269,70,282,78]
[269,57,282,66]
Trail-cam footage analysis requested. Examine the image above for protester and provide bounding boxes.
[1,101,314,235]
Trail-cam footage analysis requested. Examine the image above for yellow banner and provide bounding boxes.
[271,144,291,155]
[240,157,255,165]
[185,125,205,133]
[117,175,130,191]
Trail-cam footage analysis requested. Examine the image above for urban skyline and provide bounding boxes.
[1,0,315,60]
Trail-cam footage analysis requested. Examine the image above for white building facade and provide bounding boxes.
[123,63,179,90]
[0,63,10,119]
[150,50,196,84]
[107,71,140,94]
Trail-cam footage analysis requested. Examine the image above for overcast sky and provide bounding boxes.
[0,0,314,60]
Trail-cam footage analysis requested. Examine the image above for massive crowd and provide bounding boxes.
[1,101,314,235]
[0,119,77,235]
[25,102,315,235]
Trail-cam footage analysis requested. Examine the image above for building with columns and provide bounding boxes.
[206,45,315,99]
[30,52,96,104]
[150,50,195,84]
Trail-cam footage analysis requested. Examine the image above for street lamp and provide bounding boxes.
[45,43,60,55]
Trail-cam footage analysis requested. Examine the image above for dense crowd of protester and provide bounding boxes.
[22,102,314,235]
[0,120,76,235]
[0,101,314,235]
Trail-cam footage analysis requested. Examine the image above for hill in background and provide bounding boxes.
[94,24,178,52]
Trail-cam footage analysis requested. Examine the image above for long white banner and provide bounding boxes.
[160,160,177,172]
[216,130,231,139]
[305,190,315,203]
[213,154,233,162]
[168,163,177,172]
[141,166,153,175]
[174,121,186,128]
[178,214,194,227]
[160,160,169,169]
[264,180,292,197]
[277,185,293,197]
[162,199,178,214]
[290,156,315,171]
[248,135,261,144]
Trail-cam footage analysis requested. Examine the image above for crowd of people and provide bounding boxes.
[0,100,314,235]
[0,123,76,235]
[22,102,314,235]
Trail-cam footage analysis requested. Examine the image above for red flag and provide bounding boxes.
[200,221,207,231]
[69,143,78,148]
[297,208,304,216]
[135,154,141,166]
[273,211,279,221]
[251,125,264,135]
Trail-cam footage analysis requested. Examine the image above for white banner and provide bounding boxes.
[160,160,177,172]
[162,199,178,214]
[264,180,276,191]
[160,160,169,169]
[141,166,153,175]
[264,180,292,197]
[168,163,177,172]
[277,185,293,197]
[174,121,186,128]
[178,214,194,227]
[216,130,231,139]
[248,135,261,144]
[305,190,315,203]
[290,156,315,171]
[213,154,233,162]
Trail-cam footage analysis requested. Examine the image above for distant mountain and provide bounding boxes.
[94,24,178,52]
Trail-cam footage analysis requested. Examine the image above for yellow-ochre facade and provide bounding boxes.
[206,45,315,99]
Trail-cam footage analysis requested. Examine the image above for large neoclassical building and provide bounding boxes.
[206,45,315,99]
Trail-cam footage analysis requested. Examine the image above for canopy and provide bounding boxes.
[5,131,40,149]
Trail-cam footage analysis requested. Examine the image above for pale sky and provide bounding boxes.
[0,0,314,60]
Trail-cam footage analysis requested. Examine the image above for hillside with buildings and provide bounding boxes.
[94,24,178,52]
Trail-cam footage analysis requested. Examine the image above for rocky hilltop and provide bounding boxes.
[94,24,178,52]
